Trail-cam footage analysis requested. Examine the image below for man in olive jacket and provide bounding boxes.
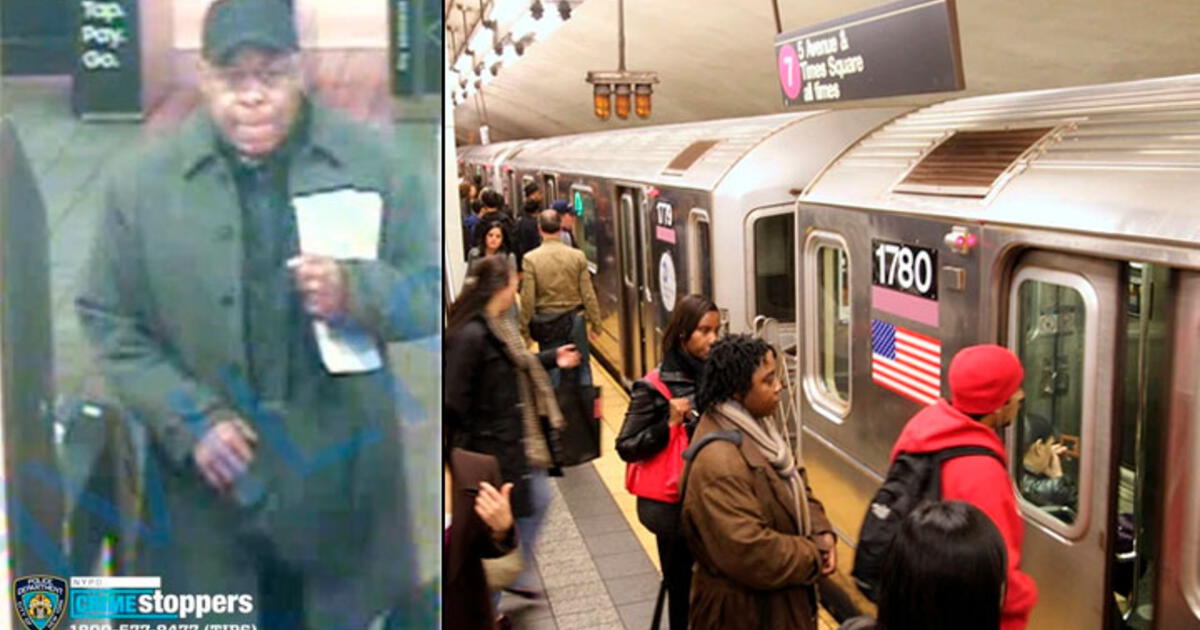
[520,210,601,386]
[74,1,438,628]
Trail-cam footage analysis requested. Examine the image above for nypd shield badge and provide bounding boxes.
[12,575,67,630]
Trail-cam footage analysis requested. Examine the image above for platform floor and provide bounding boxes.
[503,361,839,629]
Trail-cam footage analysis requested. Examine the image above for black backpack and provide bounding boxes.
[851,446,1005,602]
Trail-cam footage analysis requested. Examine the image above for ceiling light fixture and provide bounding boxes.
[585,0,658,121]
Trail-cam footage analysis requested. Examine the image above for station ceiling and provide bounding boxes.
[451,0,1200,144]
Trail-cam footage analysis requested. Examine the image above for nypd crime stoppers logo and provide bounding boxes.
[13,575,67,630]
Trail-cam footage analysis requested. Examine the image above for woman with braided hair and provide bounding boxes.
[681,334,836,630]
[443,255,581,626]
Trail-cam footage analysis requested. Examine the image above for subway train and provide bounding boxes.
[457,73,1200,629]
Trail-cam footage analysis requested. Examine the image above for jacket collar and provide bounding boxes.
[178,99,343,179]
[699,407,770,470]
[537,237,569,250]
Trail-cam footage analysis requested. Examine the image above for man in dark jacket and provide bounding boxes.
[551,199,579,249]
[75,1,438,627]
[514,183,543,263]
[473,188,518,269]
[887,344,1038,630]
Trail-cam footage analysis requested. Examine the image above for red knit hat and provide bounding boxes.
[949,344,1025,415]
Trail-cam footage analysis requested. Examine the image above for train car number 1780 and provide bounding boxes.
[872,239,938,300]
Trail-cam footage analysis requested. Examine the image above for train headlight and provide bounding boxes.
[614,84,632,119]
[635,83,653,118]
[593,84,612,120]
[944,226,978,254]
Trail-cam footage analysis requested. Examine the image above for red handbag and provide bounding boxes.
[624,370,690,503]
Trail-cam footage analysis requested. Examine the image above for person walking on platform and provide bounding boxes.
[520,210,601,386]
[838,501,1008,630]
[75,0,439,627]
[467,219,518,273]
[681,335,836,630]
[444,447,517,630]
[473,189,517,265]
[514,183,543,263]
[616,294,720,630]
[885,344,1038,630]
[444,256,581,622]
[464,197,486,260]
[550,199,579,248]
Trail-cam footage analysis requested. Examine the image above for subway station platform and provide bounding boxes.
[501,361,839,630]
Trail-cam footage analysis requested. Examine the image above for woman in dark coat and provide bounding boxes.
[616,294,719,629]
[443,255,581,619]
[444,448,516,630]
[467,220,519,273]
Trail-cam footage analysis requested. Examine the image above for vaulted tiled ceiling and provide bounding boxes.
[452,0,1200,143]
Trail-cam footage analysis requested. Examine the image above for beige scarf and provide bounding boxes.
[484,313,564,468]
[711,400,812,536]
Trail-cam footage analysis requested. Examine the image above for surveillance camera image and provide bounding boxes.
[1,1,442,628]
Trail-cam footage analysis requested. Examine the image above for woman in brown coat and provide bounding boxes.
[681,335,837,630]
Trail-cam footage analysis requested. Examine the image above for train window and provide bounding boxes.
[753,213,795,322]
[688,209,713,298]
[571,186,599,265]
[802,231,851,420]
[1013,278,1087,527]
[521,174,535,207]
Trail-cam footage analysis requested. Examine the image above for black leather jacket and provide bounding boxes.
[615,363,697,463]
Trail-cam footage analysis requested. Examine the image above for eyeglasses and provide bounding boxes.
[208,62,299,91]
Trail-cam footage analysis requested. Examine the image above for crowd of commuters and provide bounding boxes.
[447,179,1041,630]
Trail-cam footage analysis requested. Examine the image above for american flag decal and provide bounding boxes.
[871,319,942,406]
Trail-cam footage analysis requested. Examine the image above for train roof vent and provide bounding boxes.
[893,127,1055,198]
[663,139,720,176]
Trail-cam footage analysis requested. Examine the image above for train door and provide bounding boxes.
[617,186,654,379]
[1005,251,1124,630]
[504,170,519,209]
[543,174,558,204]
[1158,270,1200,628]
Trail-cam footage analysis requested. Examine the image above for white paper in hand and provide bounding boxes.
[293,188,384,374]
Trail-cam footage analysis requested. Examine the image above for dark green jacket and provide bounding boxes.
[76,103,438,626]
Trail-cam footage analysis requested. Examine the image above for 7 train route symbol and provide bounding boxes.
[81,25,128,49]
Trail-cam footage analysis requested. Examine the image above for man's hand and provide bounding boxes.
[556,344,582,368]
[287,254,347,320]
[1046,440,1069,479]
[193,419,257,492]
[475,482,514,541]
[814,532,837,576]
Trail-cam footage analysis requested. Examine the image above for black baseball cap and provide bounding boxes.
[202,0,299,64]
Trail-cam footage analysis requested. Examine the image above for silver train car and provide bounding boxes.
[455,72,1200,628]
[459,109,907,387]
[797,74,1200,629]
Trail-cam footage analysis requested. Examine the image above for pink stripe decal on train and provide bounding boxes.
[656,225,676,244]
[871,285,939,328]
